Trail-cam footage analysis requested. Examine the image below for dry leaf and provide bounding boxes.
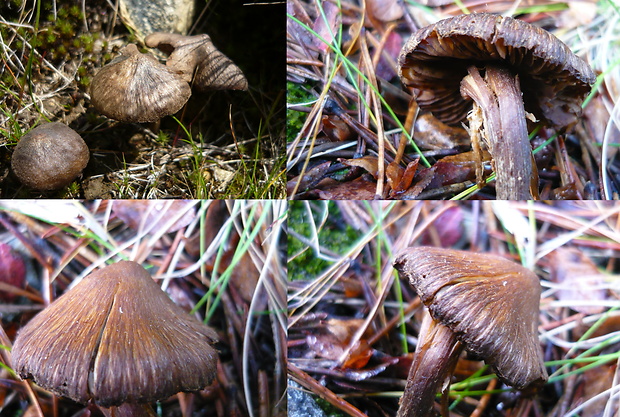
[287,161,332,195]
[367,0,403,22]
[316,175,378,200]
[322,115,355,141]
[312,1,341,54]
[548,247,607,314]
[342,156,380,179]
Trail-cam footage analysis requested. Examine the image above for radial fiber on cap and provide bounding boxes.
[12,261,218,407]
[90,45,191,123]
[393,246,548,390]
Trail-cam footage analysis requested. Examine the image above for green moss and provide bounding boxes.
[156,130,171,145]
[44,28,57,44]
[287,81,315,143]
[79,33,94,53]
[68,4,83,19]
[56,20,73,36]
[288,201,362,281]
[55,44,67,56]
[78,76,91,89]
[62,181,81,197]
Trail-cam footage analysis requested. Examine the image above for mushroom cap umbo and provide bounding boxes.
[398,13,595,129]
[90,44,191,123]
[393,246,548,390]
[12,261,218,407]
[11,122,89,190]
[145,32,248,91]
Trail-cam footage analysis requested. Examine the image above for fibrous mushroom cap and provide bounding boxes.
[90,44,191,123]
[145,32,248,91]
[398,13,595,129]
[393,246,548,390]
[11,122,89,190]
[12,261,218,407]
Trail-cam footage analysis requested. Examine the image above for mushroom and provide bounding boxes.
[145,32,248,91]
[398,13,595,199]
[90,44,192,123]
[11,122,90,191]
[392,246,547,417]
[12,261,218,415]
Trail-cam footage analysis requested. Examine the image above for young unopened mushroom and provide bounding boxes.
[393,246,547,417]
[12,261,218,415]
[145,32,248,91]
[398,13,595,199]
[11,122,89,191]
[90,44,192,123]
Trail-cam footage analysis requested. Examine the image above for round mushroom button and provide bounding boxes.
[11,122,90,191]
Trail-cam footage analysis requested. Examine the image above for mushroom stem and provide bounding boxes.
[460,65,533,199]
[99,404,157,417]
[397,313,463,417]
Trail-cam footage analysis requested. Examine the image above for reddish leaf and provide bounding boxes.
[399,166,436,198]
[388,159,419,195]
[322,115,355,141]
[316,175,378,200]
[312,1,340,54]
[0,242,26,302]
[366,0,403,22]
[375,32,403,80]
[420,205,464,247]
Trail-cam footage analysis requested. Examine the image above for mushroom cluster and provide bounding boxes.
[393,246,548,417]
[90,35,247,123]
[398,13,595,199]
[12,261,218,415]
[11,122,89,191]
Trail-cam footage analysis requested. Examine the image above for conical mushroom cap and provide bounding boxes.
[12,261,218,407]
[393,246,548,390]
[145,33,248,91]
[90,44,191,123]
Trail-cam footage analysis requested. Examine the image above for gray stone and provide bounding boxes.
[119,0,195,42]
[288,379,327,417]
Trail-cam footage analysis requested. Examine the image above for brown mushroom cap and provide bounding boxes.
[398,13,595,129]
[90,44,191,123]
[145,32,248,91]
[11,122,89,190]
[12,261,218,407]
[393,246,548,390]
